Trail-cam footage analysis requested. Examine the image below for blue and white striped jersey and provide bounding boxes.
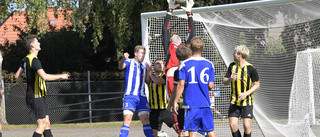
[123,59,147,97]
[178,57,215,108]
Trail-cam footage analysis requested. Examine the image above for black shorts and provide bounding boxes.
[150,109,175,131]
[26,97,50,121]
[228,104,253,119]
[177,109,185,129]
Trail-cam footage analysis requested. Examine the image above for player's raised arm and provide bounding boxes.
[118,52,129,70]
[145,62,152,85]
[182,0,195,44]
[163,0,180,55]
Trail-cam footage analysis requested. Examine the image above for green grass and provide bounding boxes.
[3,121,143,129]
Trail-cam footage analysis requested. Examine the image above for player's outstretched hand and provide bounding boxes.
[61,74,69,80]
[167,0,180,10]
[181,0,194,13]
[0,88,3,95]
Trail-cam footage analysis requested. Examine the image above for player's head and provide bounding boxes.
[190,36,204,54]
[153,59,164,73]
[134,45,146,63]
[170,33,181,45]
[24,34,40,51]
[176,44,192,61]
[234,45,249,61]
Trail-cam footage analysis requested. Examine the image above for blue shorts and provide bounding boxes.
[184,107,214,132]
[123,95,151,113]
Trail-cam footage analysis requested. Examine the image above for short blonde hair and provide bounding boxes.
[235,45,249,59]
[134,45,145,53]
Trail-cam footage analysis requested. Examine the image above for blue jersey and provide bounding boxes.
[178,57,215,108]
[123,59,147,97]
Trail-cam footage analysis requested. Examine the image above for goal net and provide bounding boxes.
[141,0,320,136]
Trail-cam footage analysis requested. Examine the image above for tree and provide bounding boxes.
[0,1,10,24]
[2,0,260,74]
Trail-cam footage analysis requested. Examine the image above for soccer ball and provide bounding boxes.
[175,0,186,3]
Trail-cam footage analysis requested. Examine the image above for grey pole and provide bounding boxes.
[88,71,92,123]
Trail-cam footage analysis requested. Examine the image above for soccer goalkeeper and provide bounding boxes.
[162,0,195,98]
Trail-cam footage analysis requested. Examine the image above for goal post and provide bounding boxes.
[289,49,320,126]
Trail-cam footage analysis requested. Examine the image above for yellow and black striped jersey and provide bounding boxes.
[148,73,168,109]
[225,61,259,106]
[20,54,47,98]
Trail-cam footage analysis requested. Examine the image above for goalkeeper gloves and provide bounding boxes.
[167,0,180,10]
[181,0,194,13]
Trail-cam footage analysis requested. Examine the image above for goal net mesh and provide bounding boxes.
[142,0,320,136]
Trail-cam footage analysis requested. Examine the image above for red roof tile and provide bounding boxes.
[0,8,72,45]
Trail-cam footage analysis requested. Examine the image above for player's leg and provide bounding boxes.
[35,118,46,137]
[149,109,161,137]
[177,109,188,137]
[43,97,53,137]
[32,97,49,137]
[243,118,251,137]
[138,96,153,137]
[200,108,216,137]
[161,109,180,134]
[43,115,53,137]
[229,104,241,137]
[241,106,253,137]
[184,108,202,137]
[120,112,133,137]
[139,112,154,137]
[189,131,197,137]
[120,95,138,137]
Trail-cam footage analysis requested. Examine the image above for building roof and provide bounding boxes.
[0,8,72,45]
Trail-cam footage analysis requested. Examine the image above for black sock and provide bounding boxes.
[244,132,251,137]
[43,129,53,137]
[232,129,241,137]
[0,131,2,137]
[33,132,42,137]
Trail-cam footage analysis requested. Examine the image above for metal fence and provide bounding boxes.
[2,78,142,125]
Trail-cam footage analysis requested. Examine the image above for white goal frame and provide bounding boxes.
[141,0,308,63]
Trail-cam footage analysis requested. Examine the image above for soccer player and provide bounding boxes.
[163,0,195,97]
[172,36,217,137]
[222,45,260,137]
[14,34,69,137]
[118,45,153,137]
[167,44,192,137]
[145,59,178,137]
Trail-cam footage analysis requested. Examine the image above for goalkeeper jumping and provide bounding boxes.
[163,0,195,104]
[162,0,196,134]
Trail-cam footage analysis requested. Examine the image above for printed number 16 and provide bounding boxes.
[188,66,209,84]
